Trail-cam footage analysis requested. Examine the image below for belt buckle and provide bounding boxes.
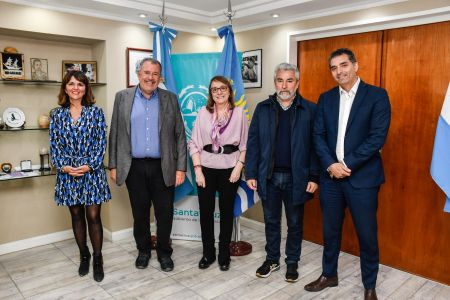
[219,146,224,154]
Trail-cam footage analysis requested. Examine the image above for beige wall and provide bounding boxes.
[0,1,220,245]
[0,0,448,244]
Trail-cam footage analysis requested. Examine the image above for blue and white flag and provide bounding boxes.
[149,21,178,94]
[234,180,259,217]
[216,25,250,119]
[149,21,192,202]
[216,25,258,216]
[430,83,450,213]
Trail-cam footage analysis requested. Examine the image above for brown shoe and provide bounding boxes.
[364,289,378,300]
[304,275,338,292]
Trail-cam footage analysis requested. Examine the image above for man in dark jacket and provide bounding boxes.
[245,62,319,283]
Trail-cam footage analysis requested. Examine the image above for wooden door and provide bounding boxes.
[297,21,450,284]
[380,21,450,283]
[298,31,383,256]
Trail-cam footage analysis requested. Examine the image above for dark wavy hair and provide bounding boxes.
[328,48,357,67]
[206,75,235,113]
[58,70,95,107]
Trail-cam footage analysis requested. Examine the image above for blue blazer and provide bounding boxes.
[245,93,319,205]
[313,81,391,188]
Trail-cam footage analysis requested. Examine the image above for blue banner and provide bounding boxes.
[172,53,221,195]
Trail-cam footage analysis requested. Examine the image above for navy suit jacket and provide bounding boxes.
[313,81,391,188]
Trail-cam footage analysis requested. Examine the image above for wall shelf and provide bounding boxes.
[0,127,49,131]
[0,80,106,86]
[0,170,56,182]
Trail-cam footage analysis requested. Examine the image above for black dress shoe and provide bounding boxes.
[364,289,378,300]
[198,256,216,269]
[93,254,104,282]
[158,256,174,272]
[78,252,91,277]
[135,252,151,269]
[219,261,230,271]
[304,275,338,292]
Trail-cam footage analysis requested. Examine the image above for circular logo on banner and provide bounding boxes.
[179,84,208,140]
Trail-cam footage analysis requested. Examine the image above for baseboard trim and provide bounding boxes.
[0,230,73,256]
[1,220,263,256]
[104,227,134,242]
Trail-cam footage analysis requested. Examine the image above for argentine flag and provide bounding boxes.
[215,25,250,119]
[149,21,178,94]
[234,180,259,217]
[215,25,257,217]
[430,83,450,213]
[149,21,193,202]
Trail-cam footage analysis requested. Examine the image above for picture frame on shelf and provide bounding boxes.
[241,49,262,89]
[30,58,49,81]
[20,160,33,172]
[127,48,152,87]
[1,52,25,80]
[62,60,97,83]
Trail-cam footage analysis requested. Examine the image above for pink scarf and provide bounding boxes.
[211,104,234,153]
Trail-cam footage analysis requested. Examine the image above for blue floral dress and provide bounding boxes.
[50,105,111,206]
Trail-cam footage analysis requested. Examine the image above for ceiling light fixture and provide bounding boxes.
[271,13,279,18]
[211,27,217,31]
[138,13,147,18]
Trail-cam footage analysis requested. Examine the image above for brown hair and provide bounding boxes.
[58,70,95,107]
[206,75,235,113]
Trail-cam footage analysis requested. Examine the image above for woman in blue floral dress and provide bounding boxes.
[50,70,111,282]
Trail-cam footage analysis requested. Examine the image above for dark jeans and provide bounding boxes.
[262,172,304,265]
[320,179,379,289]
[197,166,239,263]
[125,158,174,259]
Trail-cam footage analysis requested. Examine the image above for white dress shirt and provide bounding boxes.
[336,77,360,166]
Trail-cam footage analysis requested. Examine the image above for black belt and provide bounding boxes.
[203,144,239,154]
[132,157,161,161]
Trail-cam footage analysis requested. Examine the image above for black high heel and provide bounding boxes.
[78,251,91,277]
[93,253,104,282]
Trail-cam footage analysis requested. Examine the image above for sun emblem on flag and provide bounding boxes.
[179,84,209,140]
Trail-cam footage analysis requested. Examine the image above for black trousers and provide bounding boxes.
[197,166,240,262]
[125,158,174,258]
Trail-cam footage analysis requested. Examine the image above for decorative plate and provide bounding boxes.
[3,107,26,128]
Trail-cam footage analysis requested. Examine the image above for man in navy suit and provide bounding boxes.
[304,48,391,300]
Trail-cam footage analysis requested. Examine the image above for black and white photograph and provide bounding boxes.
[62,60,97,83]
[242,49,262,88]
[1,52,25,80]
[30,58,48,81]
[126,47,152,87]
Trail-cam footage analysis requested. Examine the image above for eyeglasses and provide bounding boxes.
[210,86,228,94]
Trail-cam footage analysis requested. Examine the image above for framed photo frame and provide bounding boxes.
[242,49,262,88]
[62,60,97,83]
[127,47,152,87]
[20,160,33,172]
[1,52,25,80]
[30,58,48,81]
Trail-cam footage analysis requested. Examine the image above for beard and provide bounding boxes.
[276,90,295,101]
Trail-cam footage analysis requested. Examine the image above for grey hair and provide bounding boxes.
[135,57,162,75]
[273,63,299,81]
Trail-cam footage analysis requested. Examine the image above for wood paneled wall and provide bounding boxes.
[298,21,450,284]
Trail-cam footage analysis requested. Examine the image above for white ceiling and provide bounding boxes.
[4,0,408,35]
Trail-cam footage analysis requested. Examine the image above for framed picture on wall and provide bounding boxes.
[1,52,25,80]
[242,49,262,88]
[30,58,48,81]
[62,60,97,83]
[127,47,153,87]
